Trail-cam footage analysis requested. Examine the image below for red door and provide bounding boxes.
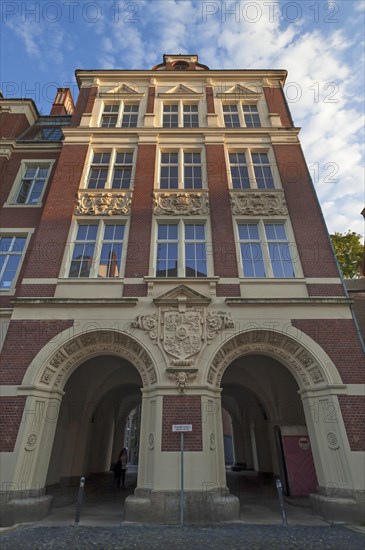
[281,435,318,496]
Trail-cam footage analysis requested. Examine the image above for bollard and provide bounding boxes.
[275,478,288,526]
[75,476,85,525]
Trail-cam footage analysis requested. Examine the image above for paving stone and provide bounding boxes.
[1,524,364,550]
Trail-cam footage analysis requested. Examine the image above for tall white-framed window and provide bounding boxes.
[159,149,204,189]
[100,102,139,128]
[227,149,275,189]
[6,161,54,207]
[237,221,296,278]
[0,233,30,290]
[68,221,125,278]
[162,102,200,128]
[85,149,135,189]
[155,221,207,278]
[223,103,261,128]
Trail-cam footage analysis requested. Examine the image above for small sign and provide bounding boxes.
[172,424,192,432]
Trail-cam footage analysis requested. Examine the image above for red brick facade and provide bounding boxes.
[162,395,203,451]
[146,86,155,113]
[123,144,156,283]
[19,145,88,281]
[263,86,293,127]
[307,284,345,296]
[0,397,26,451]
[292,319,365,384]
[338,395,365,451]
[274,144,340,280]
[206,144,239,278]
[206,86,215,113]
[0,320,74,385]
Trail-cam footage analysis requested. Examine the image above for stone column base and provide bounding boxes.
[124,488,240,524]
[310,488,365,523]
[0,490,53,527]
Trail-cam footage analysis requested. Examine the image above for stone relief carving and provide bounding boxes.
[207,312,235,341]
[207,331,328,389]
[209,433,216,450]
[176,372,189,394]
[75,192,132,216]
[230,192,288,216]
[38,331,157,389]
[25,433,38,451]
[131,314,158,341]
[153,192,209,215]
[148,433,154,450]
[132,307,234,367]
[327,431,340,451]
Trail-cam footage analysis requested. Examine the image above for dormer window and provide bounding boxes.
[173,61,189,71]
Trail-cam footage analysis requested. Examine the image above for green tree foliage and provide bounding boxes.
[330,231,364,279]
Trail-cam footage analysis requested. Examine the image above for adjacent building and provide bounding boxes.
[0,54,364,525]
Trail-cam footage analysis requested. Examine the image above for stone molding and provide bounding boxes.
[207,330,328,389]
[153,192,209,215]
[36,330,157,389]
[230,191,288,216]
[75,191,132,216]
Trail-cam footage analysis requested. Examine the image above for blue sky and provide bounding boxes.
[1,0,364,236]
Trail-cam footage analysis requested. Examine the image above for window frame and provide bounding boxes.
[63,218,128,280]
[153,219,209,278]
[0,229,33,293]
[162,100,200,128]
[83,148,136,190]
[157,147,205,189]
[222,102,261,128]
[5,159,55,208]
[235,219,300,279]
[226,148,278,190]
[99,100,140,128]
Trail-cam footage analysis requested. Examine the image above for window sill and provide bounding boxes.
[0,288,16,295]
[145,276,219,282]
[57,278,125,284]
[3,203,43,208]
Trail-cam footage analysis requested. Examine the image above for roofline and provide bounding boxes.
[75,68,288,87]
[0,97,40,116]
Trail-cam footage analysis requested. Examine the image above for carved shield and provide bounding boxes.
[163,311,202,360]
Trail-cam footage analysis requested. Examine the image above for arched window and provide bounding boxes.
[173,61,189,71]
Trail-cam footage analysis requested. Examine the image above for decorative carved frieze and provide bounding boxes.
[230,192,288,216]
[38,330,157,389]
[75,192,132,216]
[131,314,158,342]
[153,192,209,215]
[207,330,328,389]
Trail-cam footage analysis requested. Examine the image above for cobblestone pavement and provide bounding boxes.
[1,524,364,549]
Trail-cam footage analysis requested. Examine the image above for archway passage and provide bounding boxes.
[45,354,142,520]
[221,354,319,522]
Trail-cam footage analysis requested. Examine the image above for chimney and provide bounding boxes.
[50,88,75,116]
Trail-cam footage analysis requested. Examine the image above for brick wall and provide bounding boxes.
[0,112,30,139]
[307,284,345,297]
[263,86,293,127]
[206,86,215,113]
[0,396,26,451]
[162,395,203,451]
[71,86,97,126]
[0,320,74,385]
[274,144,340,280]
[338,395,365,451]
[19,144,88,281]
[206,144,239,279]
[292,319,365,384]
[146,86,155,113]
[123,144,156,289]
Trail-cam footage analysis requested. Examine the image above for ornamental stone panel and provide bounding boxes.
[153,192,209,215]
[75,192,132,215]
[230,191,288,216]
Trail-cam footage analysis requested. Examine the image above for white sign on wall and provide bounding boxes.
[172,424,192,432]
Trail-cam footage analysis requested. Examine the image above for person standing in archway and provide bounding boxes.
[114,448,128,489]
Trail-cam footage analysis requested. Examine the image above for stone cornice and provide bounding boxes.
[226,298,352,306]
[12,298,138,307]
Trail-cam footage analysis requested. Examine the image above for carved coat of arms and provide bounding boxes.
[163,311,202,360]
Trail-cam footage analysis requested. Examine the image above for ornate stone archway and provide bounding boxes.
[206,329,339,390]
[12,329,157,494]
[34,329,158,391]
